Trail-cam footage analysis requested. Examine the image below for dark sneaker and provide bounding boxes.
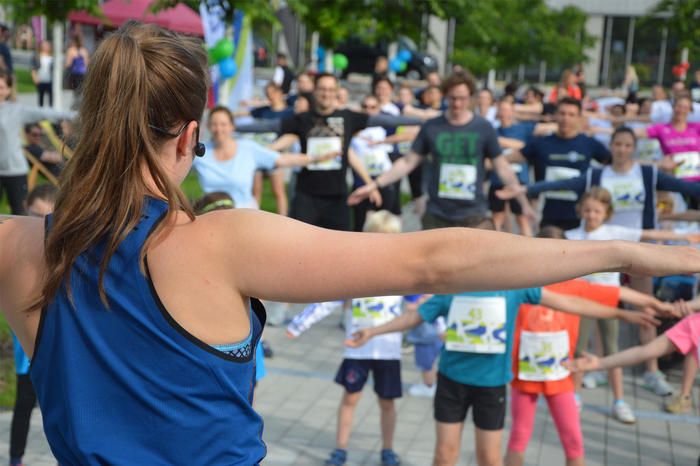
[325,448,347,465]
[381,448,400,465]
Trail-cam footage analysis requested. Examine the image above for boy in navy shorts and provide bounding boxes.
[287,211,418,466]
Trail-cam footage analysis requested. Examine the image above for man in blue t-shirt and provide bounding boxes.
[345,215,640,466]
[507,97,610,230]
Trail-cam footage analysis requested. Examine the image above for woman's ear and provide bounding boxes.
[176,121,198,158]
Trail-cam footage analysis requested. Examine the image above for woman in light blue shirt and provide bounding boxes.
[192,106,328,209]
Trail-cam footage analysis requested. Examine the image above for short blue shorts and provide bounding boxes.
[334,358,402,399]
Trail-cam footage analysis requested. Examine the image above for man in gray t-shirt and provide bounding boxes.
[349,71,532,229]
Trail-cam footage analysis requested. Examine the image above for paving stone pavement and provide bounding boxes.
[1,310,698,465]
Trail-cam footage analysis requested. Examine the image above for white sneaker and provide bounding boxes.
[643,371,673,396]
[582,371,607,388]
[612,401,636,424]
[408,383,436,398]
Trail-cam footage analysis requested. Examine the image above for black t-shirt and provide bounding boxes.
[280,109,368,197]
[24,144,62,178]
[411,115,501,221]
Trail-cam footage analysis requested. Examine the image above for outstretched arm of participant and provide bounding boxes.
[640,228,700,243]
[345,306,425,348]
[659,210,700,222]
[657,171,700,201]
[347,150,423,205]
[618,286,679,318]
[504,149,527,164]
[274,150,341,168]
[367,114,423,128]
[217,208,700,304]
[367,126,420,146]
[266,133,299,152]
[496,175,586,201]
[348,148,382,207]
[236,119,281,133]
[564,334,676,373]
[286,301,344,338]
[492,155,536,221]
[539,289,659,328]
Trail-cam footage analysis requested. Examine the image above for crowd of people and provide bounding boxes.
[1,20,700,466]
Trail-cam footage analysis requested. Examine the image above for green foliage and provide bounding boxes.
[451,0,593,76]
[645,0,700,62]
[15,68,35,93]
[0,0,101,23]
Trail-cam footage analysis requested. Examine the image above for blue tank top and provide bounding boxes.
[30,197,267,464]
[70,54,85,75]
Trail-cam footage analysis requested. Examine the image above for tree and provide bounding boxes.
[450,0,593,77]
[0,0,101,23]
[645,0,700,71]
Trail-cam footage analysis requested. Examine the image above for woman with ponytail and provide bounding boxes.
[0,21,699,463]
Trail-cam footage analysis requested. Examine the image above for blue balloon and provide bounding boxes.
[389,57,403,72]
[398,49,412,62]
[317,46,326,59]
[219,57,237,79]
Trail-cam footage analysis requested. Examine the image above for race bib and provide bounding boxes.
[636,138,662,161]
[360,148,390,176]
[307,137,342,171]
[438,163,477,200]
[601,176,645,212]
[445,296,506,353]
[397,140,412,155]
[543,166,581,201]
[673,152,700,179]
[351,296,402,328]
[518,330,570,381]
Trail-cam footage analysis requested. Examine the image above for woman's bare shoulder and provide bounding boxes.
[0,215,45,272]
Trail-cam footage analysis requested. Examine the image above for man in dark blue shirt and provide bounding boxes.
[507,97,610,230]
[0,24,13,74]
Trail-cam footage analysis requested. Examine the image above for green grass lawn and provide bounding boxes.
[15,68,35,94]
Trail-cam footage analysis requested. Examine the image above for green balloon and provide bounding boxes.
[333,53,349,70]
[217,39,234,59]
[398,60,407,72]
[210,39,234,63]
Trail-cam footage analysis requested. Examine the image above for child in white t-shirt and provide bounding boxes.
[566,186,700,422]
[286,211,417,466]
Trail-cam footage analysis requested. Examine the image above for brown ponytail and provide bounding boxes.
[31,21,209,311]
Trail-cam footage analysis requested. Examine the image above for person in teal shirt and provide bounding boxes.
[347,215,658,466]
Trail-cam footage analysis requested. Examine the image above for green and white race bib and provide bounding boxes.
[307,136,342,171]
[518,330,570,382]
[543,166,580,201]
[438,163,477,200]
[673,152,700,179]
[445,296,506,353]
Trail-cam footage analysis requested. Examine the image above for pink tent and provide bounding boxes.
[68,0,203,37]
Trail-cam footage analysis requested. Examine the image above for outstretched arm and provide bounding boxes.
[618,286,678,318]
[345,306,425,348]
[347,151,423,205]
[286,301,344,338]
[539,289,659,327]
[565,334,676,372]
[216,209,700,303]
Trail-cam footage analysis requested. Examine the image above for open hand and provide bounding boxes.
[495,185,525,200]
[562,351,601,373]
[619,308,660,328]
[345,328,373,348]
[348,183,376,206]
